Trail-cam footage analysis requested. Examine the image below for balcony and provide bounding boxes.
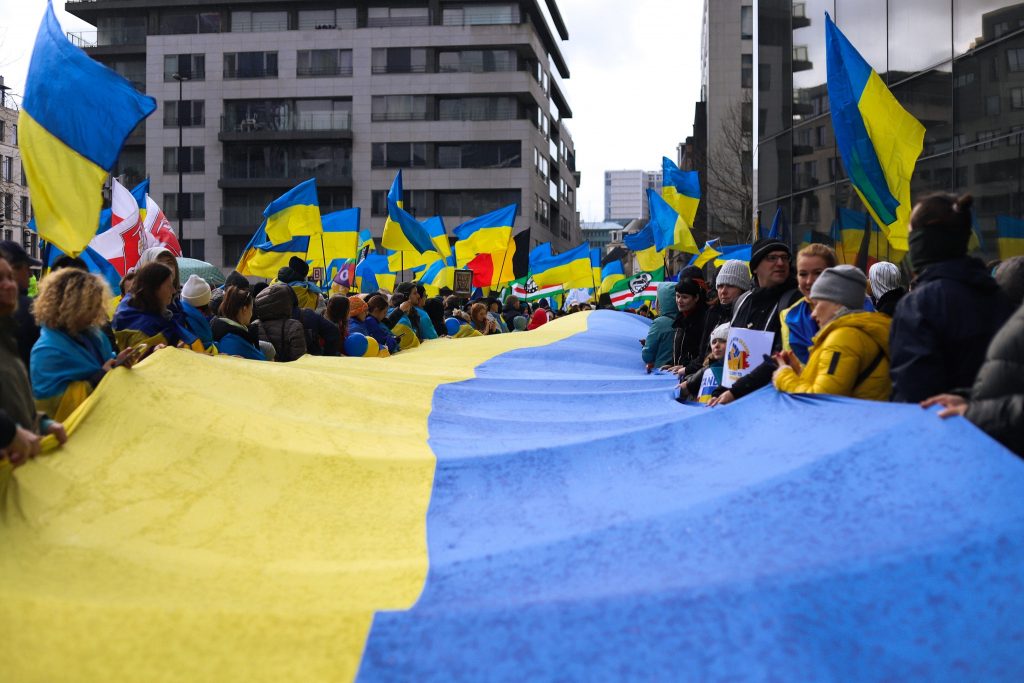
[219,160,352,189]
[297,64,354,78]
[219,206,267,234]
[219,111,352,142]
[66,28,145,50]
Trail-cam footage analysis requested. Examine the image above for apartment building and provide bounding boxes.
[66,0,581,268]
[0,78,37,259]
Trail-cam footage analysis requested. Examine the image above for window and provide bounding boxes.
[97,16,145,45]
[163,146,205,173]
[371,189,431,216]
[1,157,12,183]
[298,8,358,30]
[442,4,521,26]
[3,194,14,220]
[222,98,352,132]
[230,11,288,32]
[20,197,30,223]
[224,52,278,79]
[371,95,429,121]
[163,193,205,220]
[438,96,518,121]
[437,49,519,73]
[297,49,353,77]
[371,48,428,74]
[222,236,251,267]
[163,100,204,127]
[371,142,428,168]
[741,54,753,89]
[740,6,753,39]
[533,147,548,180]
[11,124,16,145]
[436,189,520,217]
[164,54,205,81]
[0,121,4,142]
[533,193,549,226]
[1009,48,1024,72]
[436,141,520,169]
[367,7,430,27]
[986,94,1001,116]
[1012,88,1024,110]
[159,11,221,35]
[180,239,205,260]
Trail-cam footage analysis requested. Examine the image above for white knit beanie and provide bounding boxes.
[181,274,212,307]
[868,261,902,299]
[715,260,751,291]
[710,322,731,343]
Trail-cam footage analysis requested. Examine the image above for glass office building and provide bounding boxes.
[755,0,1024,259]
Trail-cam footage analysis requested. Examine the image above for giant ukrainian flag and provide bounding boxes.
[264,178,322,244]
[661,156,700,228]
[453,204,517,267]
[648,189,699,254]
[826,13,924,253]
[381,170,435,254]
[529,242,592,288]
[20,2,156,256]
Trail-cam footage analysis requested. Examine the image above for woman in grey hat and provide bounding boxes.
[772,265,892,400]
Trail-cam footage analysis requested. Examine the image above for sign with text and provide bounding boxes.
[722,328,775,388]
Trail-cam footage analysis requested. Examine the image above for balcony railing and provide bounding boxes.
[371,64,429,74]
[221,110,351,133]
[297,64,354,78]
[66,28,146,48]
[366,16,431,28]
[221,159,352,181]
[221,206,266,227]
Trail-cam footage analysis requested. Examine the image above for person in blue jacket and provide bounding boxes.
[179,274,216,350]
[112,262,194,351]
[351,294,398,354]
[641,282,678,371]
[210,286,266,361]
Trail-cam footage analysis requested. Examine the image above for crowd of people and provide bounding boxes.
[0,241,588,465]
[2,191,1022,465]
[649,192,1022,457]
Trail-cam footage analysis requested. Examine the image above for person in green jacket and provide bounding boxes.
[641,282,679,371]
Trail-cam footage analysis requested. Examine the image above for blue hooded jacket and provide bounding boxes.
[641,282,679,367]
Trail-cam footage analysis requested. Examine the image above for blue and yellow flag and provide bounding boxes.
[661,156,700,228]
[308,207,360,282]
[453,204,517,267]
[529,242,592,288]
[381,170,435,254]
[566,247,602,290]
[996,215,1024,259]
[624,221,667,272]
[648,189,699,254]
[831,207,907,267]
[356,253,397,293]
[826,13,924,253]
[236,222,309,279]
[19,2,156,256]
[389,217,450,271]
[264,178,322,244]
[419,254,456,296]
[691,239,723,269]
[768,206,787,241]
[599,259,626,293]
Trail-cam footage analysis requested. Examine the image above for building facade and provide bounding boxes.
[755,0,1024,259]
[603,169,661,222]
[701,0,753,242]
[67,0,580,268]
[0,78,37,260]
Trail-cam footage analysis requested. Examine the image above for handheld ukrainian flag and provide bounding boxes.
[419,255,456,296]
[623,222,667,272]
[381,171,435,254]
[236,222,310,279]
[453,204,517,266]
[566,247,602,290]
[264,178,322,244]
[768,206,787,241]
[19,2,156,257]
[529,242,592,288]
[661,157,700,228]
[307,207,360,282]
[355,253,397,293]
[690,239,723,269]
[648,189,699,253]
[599,259,626,293]
[826,12,924,252]
[996,215,1024,259]
[832,207,906,266]
[388,217,451,271]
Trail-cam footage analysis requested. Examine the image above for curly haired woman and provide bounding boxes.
[31,268,135,421]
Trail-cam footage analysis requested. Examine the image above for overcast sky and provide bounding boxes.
[0,0,704,223]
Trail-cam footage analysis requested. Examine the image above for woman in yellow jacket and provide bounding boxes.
[773,265,892,400]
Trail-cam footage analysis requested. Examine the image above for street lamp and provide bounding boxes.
[172,72,191,255]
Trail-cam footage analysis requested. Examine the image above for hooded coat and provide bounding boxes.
[774,311,892,400]
[671,296,710,369]
[890,257,1012,402]
[641,282,679,367]
[965,304,1024,456]
[253,284,307,362]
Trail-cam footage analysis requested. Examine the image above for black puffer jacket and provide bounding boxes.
[253,283,307,362]
[671,298,709,368]
[966,304,1024,456]
[890,257,1013,402]
[724,278,801,398]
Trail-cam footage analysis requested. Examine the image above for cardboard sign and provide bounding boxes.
[721,328,775,388]
[453,269,474,297]
[310,267,324,283]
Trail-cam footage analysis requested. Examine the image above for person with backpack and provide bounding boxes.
[252,283,307,362]
[772,266,892,400]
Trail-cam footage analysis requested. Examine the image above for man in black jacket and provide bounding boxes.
[709,238,800,406]
[890,194,1012,402]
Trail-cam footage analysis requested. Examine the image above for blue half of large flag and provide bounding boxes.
[19,1,156,256]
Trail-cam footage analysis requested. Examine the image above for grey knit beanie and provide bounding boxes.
[809,265,867,310]
[715,260,751,291]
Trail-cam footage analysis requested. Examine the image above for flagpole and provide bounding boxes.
[319,232,327,286]
[492,230,514,295]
